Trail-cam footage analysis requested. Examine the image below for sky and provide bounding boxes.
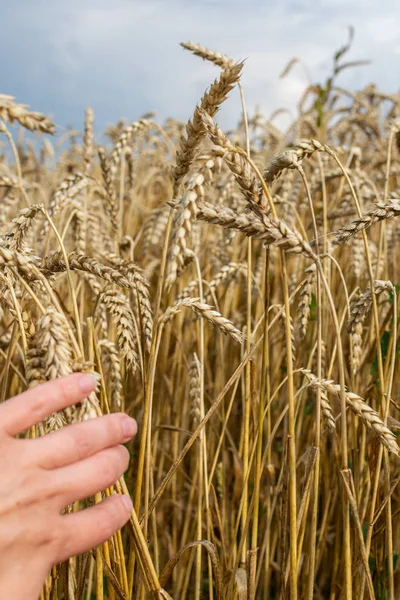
[1,0,400,139]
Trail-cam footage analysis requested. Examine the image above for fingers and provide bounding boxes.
[52,445,130,507]
[54,494,132,562]
[35,413,137,469]
[0,374,97,437]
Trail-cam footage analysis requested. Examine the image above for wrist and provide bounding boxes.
[0,562,48,600]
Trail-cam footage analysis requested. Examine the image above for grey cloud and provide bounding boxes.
[0,0,399,137]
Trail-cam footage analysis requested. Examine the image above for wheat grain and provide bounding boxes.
[165,171,207,289]
[303,370,398,455]
[181,42,234,69]
[204,262,246,303]
[189,353,201,426]
[297,264,316,339]
[197,200,315,258]
[0,174,18,187]
[44,251,131,289]
[7,204,45,251]
[40,174,88,238]
[334,200,400,244]
[348,280,392,374]
[173,61,243,194]
[99,290,139,373]
[263,139,323,184]
[99,339,123,410]
[99,252,153,350]
[83,107,94,173]
[143,203,170,253]
[160,297,243,343]
[0,94,55,134]
[110,119,151,176]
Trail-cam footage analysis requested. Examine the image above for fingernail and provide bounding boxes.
[79,373,97,394]
[122,416,137,439]
[121,495,133,513]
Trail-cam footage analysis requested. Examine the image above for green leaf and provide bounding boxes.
[334,60,370,77]
[380,330,391,360]
[334,26,354,63]
[305,399,313,416]
[370,330,391,383]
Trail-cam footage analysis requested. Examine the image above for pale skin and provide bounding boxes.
[0,372,137,600]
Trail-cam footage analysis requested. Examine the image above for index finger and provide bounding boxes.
[0,373,97,437]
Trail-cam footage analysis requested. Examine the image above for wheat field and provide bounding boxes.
[1,35,400,599]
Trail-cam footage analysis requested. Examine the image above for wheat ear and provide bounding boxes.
[159,297,243,343]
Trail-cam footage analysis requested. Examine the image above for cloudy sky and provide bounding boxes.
[2,0,400,137]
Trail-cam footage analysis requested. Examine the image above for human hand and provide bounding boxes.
[0,373,137,600]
